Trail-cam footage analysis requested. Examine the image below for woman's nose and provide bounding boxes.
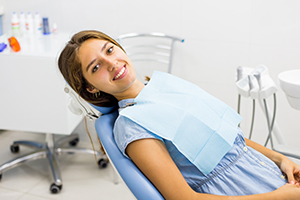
[106,59,118,72]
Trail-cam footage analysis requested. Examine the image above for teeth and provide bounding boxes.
[115,67,125,79]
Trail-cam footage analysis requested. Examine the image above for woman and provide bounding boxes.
[58,30,300,199]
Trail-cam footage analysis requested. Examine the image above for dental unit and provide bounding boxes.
[236,65,300,160]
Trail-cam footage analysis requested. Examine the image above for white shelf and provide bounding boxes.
[0,32,82,135]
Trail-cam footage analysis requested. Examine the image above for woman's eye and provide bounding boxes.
[92,64,99,73]
[107,46,114,54]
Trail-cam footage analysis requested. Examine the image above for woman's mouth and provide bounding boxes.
[113,65,127,80]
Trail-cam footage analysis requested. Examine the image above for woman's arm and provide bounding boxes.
[245,138,300,186]
[244,138,283,166]
[126,138,300,199]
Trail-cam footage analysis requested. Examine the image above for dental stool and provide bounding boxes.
[0,124,108,194]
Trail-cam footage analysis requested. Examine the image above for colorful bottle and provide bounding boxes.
[42,17,50,35]
[19,12,26,34]
[34,12,42,34]
[26,12,33,34]
[52,23,57,34]
[11,12,20,34]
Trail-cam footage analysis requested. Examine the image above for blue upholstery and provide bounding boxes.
[93,106,164,200]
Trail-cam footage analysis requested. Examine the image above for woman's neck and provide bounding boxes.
[115,79,145,101]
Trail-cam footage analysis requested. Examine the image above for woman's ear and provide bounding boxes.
[86,85,98,94]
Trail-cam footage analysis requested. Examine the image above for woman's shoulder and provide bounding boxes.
[114,114,145,132]
[114,115,159,139]
[113,115,163,157]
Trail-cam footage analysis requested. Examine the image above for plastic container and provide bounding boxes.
[26,12,34,34]
[11,12,20,31]
[52,23,57,34]
[34,12,42,34]
[19,12,26,34]
[42,17,50,35]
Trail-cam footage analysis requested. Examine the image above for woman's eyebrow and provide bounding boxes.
[86,58,97,72]
[101,41,109,52]
[86,41,109,72]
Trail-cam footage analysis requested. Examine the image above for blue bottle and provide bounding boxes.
[42,17,50,35]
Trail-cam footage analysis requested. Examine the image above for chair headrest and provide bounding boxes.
[90,104,118,115]
[64,83,118,119]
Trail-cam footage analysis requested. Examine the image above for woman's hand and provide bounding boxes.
[279,156,300,186]
[244,138,300,186]
[271,183,300,200]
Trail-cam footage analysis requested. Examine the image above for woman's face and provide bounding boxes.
[78,39,137,100]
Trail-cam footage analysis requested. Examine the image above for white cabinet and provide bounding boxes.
[0,33,82,135]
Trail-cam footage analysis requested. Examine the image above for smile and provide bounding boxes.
[113,65,127,80]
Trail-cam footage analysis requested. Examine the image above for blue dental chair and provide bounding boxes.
[64,84,164,200]
[94,106,164,200]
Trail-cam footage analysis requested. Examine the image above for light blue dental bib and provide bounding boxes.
[120,71,242,175]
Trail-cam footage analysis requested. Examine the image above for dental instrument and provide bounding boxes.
[236,67,256,139]
[235,65,300,160]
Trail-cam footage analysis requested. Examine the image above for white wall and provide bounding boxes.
[1,0,299,148]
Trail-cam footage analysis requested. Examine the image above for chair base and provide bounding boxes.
[0,133,108,194]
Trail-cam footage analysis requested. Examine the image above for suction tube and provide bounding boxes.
[263,94,277,148]
[254,73,262,89]
[236,67,243,114]
[248,75,256,140]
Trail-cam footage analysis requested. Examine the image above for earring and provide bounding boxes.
[95,91,101,98]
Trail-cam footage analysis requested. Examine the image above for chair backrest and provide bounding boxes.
[116,33,184,81]
[94,110,164,200]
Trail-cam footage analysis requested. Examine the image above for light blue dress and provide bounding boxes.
[114,99,287,196]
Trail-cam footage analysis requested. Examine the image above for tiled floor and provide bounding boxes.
[0,130,136,200]
[1,129,299,200]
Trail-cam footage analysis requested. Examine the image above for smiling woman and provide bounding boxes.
[58,31,124,107]
[58,30,300,200]
[77,38,143,101]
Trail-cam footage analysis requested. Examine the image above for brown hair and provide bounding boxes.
[58,30,125,107]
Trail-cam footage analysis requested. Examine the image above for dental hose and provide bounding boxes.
[263,93,277,148]
[237,94,241,127]
[248,99,255,140]
[237,94,256,139]
[236,67,256,139]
